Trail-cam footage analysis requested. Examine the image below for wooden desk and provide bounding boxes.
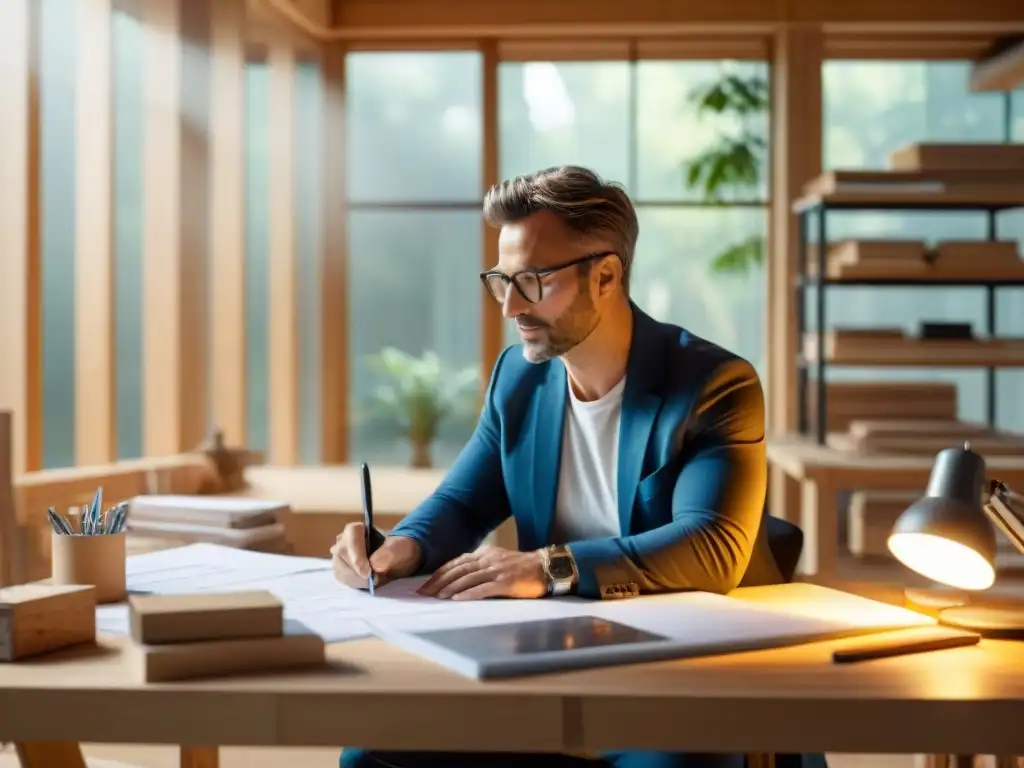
[767,435,1024,578]
[1,584,1022,765]
[239,465,519,555]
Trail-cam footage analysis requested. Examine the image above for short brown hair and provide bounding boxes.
[483,166,639,291]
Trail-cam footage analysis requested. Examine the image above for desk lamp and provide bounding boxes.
[887,441,1024,637]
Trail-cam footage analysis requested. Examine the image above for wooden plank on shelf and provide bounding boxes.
[794,184,1024,210]
[803,332,1024,366]
[808,239,1024,281]
[889,142,1024,172]
[804,169,1024,196]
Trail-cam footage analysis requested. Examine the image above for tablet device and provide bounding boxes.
[376,614,679,679]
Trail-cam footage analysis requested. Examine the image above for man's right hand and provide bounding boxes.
[329,523,422,590]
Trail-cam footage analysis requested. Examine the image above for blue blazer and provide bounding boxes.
[391,303,773,600]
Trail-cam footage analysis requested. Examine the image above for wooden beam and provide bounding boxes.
[0,0,43,475]
[209,0,249,446]
[141,0,211,456]
[480,39,502,386]
[320,0,1023,39]
[320,44,349,464]
[267,44,299,465]
[766,26,823,519]
[971,36,1024,92]
[75,0,117,465]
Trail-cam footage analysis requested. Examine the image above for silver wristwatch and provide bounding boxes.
[540,545,578,596]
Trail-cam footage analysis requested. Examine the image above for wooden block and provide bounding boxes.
[129,631,325,682]
[932,240,1021,265]
[889,143,1024,171]
[0,583,96,661]
[128,590,284,645]
[848,492,918,558]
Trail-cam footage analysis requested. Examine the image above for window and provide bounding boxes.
[822,61,1024,430]
[498,59,769,373]
[346,52,484,468]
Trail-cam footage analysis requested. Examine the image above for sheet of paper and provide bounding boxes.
[97,543,335,638]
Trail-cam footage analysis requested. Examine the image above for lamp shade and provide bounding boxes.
[887,442,998,591]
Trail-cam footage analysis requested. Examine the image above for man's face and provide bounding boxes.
[491,211,606,364]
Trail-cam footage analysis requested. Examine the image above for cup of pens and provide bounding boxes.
[49,487,129,604]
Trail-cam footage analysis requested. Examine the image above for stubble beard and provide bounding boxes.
[520,289,599,364]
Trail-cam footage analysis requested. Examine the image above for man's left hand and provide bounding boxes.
[417,546,547,600]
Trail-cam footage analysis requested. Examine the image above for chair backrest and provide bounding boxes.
[763,514,804,583]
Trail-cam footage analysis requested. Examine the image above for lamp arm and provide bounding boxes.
[983,480,1024,554]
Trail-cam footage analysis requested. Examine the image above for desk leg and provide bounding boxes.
[14,741,86,768]
[181,746,219,768]
[796,478,838,578]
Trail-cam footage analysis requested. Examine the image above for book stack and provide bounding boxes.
[126,495,291,554]
[125,590,325,682]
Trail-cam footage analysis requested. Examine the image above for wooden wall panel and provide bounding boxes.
[766,26,823,520]
[209,0,249,446]
[267,45,300,465]
[319,45,349,463]
[0,0,42,475]
[75,0,117,465]
[141,0,210,456]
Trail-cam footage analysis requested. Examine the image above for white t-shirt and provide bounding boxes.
[551,373,626,543]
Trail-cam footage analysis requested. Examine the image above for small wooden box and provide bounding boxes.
[0,583,96,661]
[128,590,284,644]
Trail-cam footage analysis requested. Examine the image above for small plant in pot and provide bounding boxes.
[363,347,480,469]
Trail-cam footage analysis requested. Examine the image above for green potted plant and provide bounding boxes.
[682,71,769,275]
[363,347,480,469]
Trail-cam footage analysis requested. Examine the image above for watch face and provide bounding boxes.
[548,554,575,580]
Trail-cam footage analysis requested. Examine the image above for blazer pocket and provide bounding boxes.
[637,463,678,503]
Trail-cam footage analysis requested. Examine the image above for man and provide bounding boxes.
[333,165,777,768]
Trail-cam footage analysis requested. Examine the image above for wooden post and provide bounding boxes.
[267,43,300,465]
[766,25,823,522]
[141,0,211,456]
[320,43,349,464]
[209,0,249,448]
[74,0,117,464]
[0,0,43,475]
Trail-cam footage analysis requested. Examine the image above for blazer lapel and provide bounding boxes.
[617,306,665,536]
[529,359,567,549]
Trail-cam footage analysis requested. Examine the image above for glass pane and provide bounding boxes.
[40,0,77,468]
[244,63,270,453]
[823,61,1007,170]
[349,210,482,468]
[636,60,769,202]
[820,60,1023,431]
[347,52,482,204]
[114,11,144,460]
[632,207,767,376]
[498,61,630,187]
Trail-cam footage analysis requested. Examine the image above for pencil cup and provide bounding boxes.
[51,530,127,604]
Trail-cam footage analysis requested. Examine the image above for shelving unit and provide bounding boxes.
[793,183,1024,445]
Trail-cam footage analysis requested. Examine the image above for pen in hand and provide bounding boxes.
[360,463,385,596]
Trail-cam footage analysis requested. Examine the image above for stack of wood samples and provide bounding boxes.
[807,381,958,435]
[828,418,1024,457]
[126,495,291,553]
[126,590,325,682]
[803,328,1024,366]
[807,239,1024,281]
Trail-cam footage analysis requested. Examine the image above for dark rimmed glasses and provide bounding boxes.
[479,250,617,305]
